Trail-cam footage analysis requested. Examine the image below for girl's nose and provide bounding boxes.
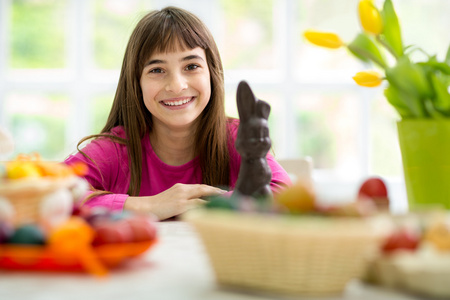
[166,72,188,94]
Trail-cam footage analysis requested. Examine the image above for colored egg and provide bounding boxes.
[125,217,157,242]
[92,219,134,245]
[83,207,112,226]
[110,210,133,221]
[39,188,73,229]
[8,224,46,245]
[0,221,14,243]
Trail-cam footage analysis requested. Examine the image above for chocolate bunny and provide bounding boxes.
[233,81,273,200]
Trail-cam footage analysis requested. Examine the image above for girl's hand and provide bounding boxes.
[124,183,227,220]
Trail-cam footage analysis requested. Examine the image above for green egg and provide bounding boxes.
[8,224,46,245]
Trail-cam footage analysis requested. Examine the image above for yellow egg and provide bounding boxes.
[6,161,42,179]
[424,222,450,251]
[275,180,316,213]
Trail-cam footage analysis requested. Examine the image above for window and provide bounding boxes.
[1,0,449,208]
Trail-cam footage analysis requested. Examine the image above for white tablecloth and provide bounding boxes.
[0,222,426,300]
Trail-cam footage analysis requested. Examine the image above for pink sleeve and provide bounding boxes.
[78,192,129,211]
[65,131,130,211]
[267,153,292,196]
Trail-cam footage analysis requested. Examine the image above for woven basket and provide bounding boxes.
[0,176,77,226]
[185,209,385,296]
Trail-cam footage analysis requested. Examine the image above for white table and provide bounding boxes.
[0,222,428,300]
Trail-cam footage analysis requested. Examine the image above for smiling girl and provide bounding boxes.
[65,6,291,220]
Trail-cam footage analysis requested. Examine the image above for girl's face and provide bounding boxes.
[140,46,211,131]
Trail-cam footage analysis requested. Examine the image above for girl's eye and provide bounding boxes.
[186,64,199,71]
[149,68,163,74]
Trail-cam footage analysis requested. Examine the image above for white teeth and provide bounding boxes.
[163,98,192,106]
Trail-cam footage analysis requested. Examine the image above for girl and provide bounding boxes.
[65,6,291,220]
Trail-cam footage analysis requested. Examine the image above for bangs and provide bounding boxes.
[139,8,210,63]
[155,18,208,53]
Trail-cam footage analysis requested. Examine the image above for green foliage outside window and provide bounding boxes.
[220,0,274,69]
[92,0,148,69]
[297,111,336,169]
[10,0,67,68]
[91,93,114,134]
[11,114,66,160]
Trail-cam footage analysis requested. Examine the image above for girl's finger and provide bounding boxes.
[184,184,227,198]
[185,198,208,210]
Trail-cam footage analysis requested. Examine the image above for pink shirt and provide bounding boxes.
[65,119,291,211]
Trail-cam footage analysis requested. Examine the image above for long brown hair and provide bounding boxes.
[77,7,230,196]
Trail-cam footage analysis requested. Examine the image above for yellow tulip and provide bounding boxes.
[358,0,383,35]
[303,30,344,49]
[352,71,383,87]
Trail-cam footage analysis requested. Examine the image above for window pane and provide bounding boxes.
[224,87,284,157]
[10,0,68,69]
[395,0,450,61]
[91,93,114,133]
[92,0,151,70]
[370,90,403,177]
[256,91,284,156]
[296,0,361,82]
[294,91,361,176]
[5,93,70,160]
[219,0,275,70]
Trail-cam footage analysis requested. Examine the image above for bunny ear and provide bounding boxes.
[256,100,271,120]
[236,81,256,121]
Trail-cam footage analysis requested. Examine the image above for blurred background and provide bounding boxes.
[0,0,449,209]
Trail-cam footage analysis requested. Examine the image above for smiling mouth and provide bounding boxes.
[161,97,194,106]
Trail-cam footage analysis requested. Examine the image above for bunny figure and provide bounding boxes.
[233,81,273,200]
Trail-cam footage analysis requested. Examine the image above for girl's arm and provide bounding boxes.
[124,183,226,220]
[267,153,293,195]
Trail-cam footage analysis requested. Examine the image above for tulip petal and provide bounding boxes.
[358,0,383,35]
[352,71,383,87]
[303,30,343,49]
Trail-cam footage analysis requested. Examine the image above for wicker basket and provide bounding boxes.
[185,209,385,296]
[0,176,77,226]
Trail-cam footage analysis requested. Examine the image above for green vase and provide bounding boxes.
[397,119,450,210]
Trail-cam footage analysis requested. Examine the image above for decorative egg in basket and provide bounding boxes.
[0,153,88,230]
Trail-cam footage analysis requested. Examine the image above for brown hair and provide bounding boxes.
[78,6,230,196]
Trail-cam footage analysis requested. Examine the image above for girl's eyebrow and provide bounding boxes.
[145,54,205,66]
[181,54,205,62]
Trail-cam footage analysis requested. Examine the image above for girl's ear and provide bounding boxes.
[236,81,256,122]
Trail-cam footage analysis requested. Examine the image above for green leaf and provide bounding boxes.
[418,60,450,75]
[424,98,447,119]
[384,84,430,118]
[385,57,432,100]
[430,73,450,115]
[384,85,415,118]
[346,48,370,64]
[445,42,450,65]
[380,0,403,58]
[347,33,387,68]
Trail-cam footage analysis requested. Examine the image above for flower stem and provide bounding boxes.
[376,35,399,61]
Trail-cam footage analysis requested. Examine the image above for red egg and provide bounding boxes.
[357,177,389,209]
[92,220,134,245]
[358,177,388,198]
[382,229,420,254]
[125,217,157,242]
